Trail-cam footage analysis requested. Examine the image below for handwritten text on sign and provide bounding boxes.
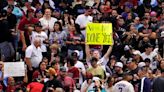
[86,23,113,45]
[4,62,25,77]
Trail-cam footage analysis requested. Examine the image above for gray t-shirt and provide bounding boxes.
[153,77,164,92]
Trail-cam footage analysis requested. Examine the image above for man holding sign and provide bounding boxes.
[85,23,113,79]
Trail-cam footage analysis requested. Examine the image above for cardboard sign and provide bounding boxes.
[4,62,25,77]
[86,23,113,45]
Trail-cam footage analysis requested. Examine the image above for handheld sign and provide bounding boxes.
[86,23,113,45]
[4,62,25,77]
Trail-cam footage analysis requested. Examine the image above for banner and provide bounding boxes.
[4,62,25,77]
[86,23,113,45]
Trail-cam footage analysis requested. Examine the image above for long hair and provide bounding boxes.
[54,21,63,32]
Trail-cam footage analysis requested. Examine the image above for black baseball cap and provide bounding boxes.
[35,22,42,27]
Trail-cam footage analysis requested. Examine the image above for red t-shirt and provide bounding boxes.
[27,82,44,92]
[67,67,79,79]
[18,17,38,45]
[18,17,39,31]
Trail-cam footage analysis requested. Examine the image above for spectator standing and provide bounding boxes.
[153,68,164,92]
[75,6,93,37]
[39,8,57,35]
[30,21,48,56]
[4,0,23,19]
[25,37,43,82]
[18,8,39,51]
[66,24,85,60]
[0,10,15,62]
[137,67,151,92]
[113,73,135,92]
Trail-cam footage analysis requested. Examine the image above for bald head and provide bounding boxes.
[33,37,41,47]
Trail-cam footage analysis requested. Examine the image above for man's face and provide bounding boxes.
[111,10,118,17]
[114,66,121,72]
[28,12,34,18]
[146,47,153,53]
[7,8,12,13]
[91,61,97,67]
[134,17,140,24]
[92,50,100,59]
[162,2,164,8]
[125,6,130,12]
[45,9,51,16]
[126,62,134,70]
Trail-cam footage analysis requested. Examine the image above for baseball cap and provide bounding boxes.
[138,62,146,68]
[161,31,164,38]
[35,9,42,14]
[72,50,80,57]
[144,43,153,48]
[60,66,66,72]
[115,62,123,68]
[133,50,141,56]
[126,58,135,64]
[63,10,69,14]
[35,22,42,27]
[124,2,133,8]
[27,8,34,13]
[54,8,61,12]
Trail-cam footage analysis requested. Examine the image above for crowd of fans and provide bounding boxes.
[0,0,164,92]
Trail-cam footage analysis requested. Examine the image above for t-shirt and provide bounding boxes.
[141,51,157,62]
[113,80,135,92]
[66,33,85,50]
[49,31,67,46]
[39,17,57,34]
[153,77,164,92]
[31,31,48,52]
[138,26,153,35]
[27,82,44,92]
[87,66,105,79]
[138,77,151,92]
[25,44,43,68]
[67,67,80,79]
[18,17,39,45]
[74,61,86,84]
[75,14,93,36]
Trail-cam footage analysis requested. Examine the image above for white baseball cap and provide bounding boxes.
[138,62,146,68]
[133,50,141,56]
[161,31,164,38]
[115,62,123,68]
[73,50,80,57]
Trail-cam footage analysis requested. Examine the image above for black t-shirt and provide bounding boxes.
[42,78,63,92]
[0,19,12,43]
[138,26,153,34]
[7,13,17,29]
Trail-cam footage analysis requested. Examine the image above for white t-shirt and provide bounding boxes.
[141,51,157,70]
[39,17,57,34]
[74,61,86,84]
[141,51,157,62]
[75,14,93,36]
[113,80,135,92]
[25,44,43,68]
[31,31,48,52]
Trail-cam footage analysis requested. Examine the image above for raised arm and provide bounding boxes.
[103,45,113,60]
[85,44,91,60]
